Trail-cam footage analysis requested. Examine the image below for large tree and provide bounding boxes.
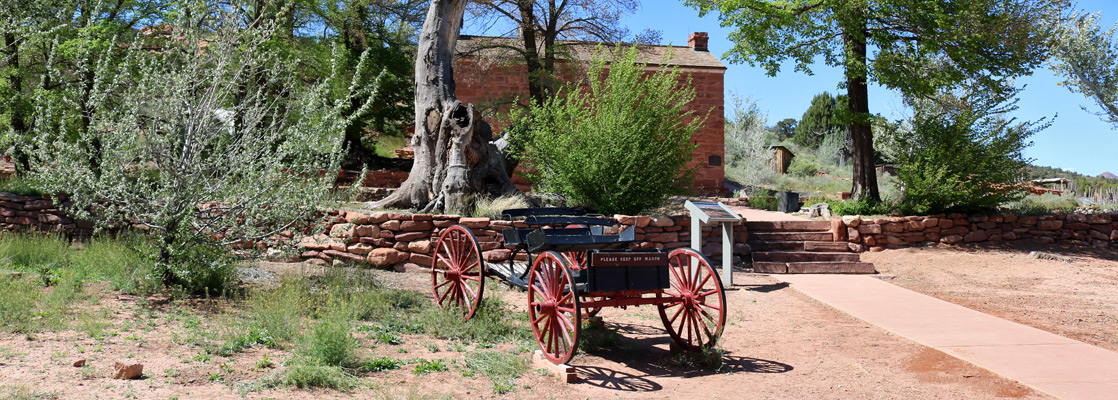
[1050,11,1118,129]
[686,0,1064,201]
[374,0,519,213]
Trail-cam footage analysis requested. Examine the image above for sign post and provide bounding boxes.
[683,200,742,286]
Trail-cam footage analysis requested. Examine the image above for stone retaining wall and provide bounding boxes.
[0,193,94,237]
[843,213,1118,251]
[297,210,751,269]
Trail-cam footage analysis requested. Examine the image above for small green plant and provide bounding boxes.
[830,198,895,216]
[360,357,402,372]
[664,347,727,371]
[412,359,448,375]
[255,355,276,370]
[258,361,361,390]
[746,188,777,211]
[296,307,356,367]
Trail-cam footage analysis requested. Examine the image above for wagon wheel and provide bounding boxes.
[432,225,485,321]
[529,251,581,364]
[559,251,602,318]
[658,247,726,351]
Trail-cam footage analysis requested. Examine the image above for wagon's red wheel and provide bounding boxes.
[560,251,602,318]
[658,247,726,351]
[528,251,581,364]
[432,225,485,321]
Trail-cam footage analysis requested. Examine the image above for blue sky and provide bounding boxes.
[615,0,1118,176]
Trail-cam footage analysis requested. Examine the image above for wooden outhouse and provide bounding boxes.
[769,145,794,174]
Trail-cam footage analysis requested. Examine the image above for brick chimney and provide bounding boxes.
[687,32,709,51]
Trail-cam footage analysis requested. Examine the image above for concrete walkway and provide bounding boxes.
[776,274,1118,400]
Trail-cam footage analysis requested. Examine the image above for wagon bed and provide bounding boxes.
[430,207,727,364]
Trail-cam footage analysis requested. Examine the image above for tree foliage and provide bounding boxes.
[686,0,1066,201]
[725,95,773,187]
[19,5,374,288]
[794,92,838,149]
[893,93,1041,214]
[1050,10,1118,129]
[513,46,702,214]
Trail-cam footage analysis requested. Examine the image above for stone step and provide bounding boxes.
[749,240,856,252]
[753,251,861,263]
[804,241,855,252]
[747,240,803,251]
[750,231,834,242]
[745,220,832,232]
[753,261,876,274]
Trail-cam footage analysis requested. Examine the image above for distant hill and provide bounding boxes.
[1101,172,1118,179]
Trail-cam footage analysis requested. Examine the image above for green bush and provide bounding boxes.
[830,198,895,216]
[893,99,1037,215]
[165,243,238,296]
[297,305,358,367]
[787,156,822,177]
[746,188,777,211]
[513,45,704,215]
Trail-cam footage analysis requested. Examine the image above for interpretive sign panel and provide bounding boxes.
[684,201,742,223]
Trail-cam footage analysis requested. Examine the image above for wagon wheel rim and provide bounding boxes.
[528,251,581,364]
[658,248,726,351]
[560,251,601,318]
[432,225,485,321]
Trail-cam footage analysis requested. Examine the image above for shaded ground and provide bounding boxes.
[864,242,1118,353]
[0,258,1049,399]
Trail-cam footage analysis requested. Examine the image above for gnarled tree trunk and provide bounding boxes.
[375,0,519,213]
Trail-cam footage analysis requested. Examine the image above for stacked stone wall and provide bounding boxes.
[0,193,94,238]
[843,213,1118,251]
[298,210,751,270]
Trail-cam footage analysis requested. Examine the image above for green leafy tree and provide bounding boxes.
[893,92,1042,214]
[514,46,703,214]
[686,0,1064,201]
[20,7,375,290]
[1050,10,1118,129]
[771,118,797,139]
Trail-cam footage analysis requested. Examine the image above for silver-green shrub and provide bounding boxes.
[19,5,376,289]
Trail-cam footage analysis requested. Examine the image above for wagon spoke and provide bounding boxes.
[556,306,576,313]
[668,304,685,325]
[437,284,453,304]
[461,280,478,301]
[696,273,712,291]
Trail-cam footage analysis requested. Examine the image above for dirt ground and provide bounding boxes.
[864,242,1118,353]
[2,250,1064,400]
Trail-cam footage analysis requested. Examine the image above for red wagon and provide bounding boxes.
[430,208,727,364]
